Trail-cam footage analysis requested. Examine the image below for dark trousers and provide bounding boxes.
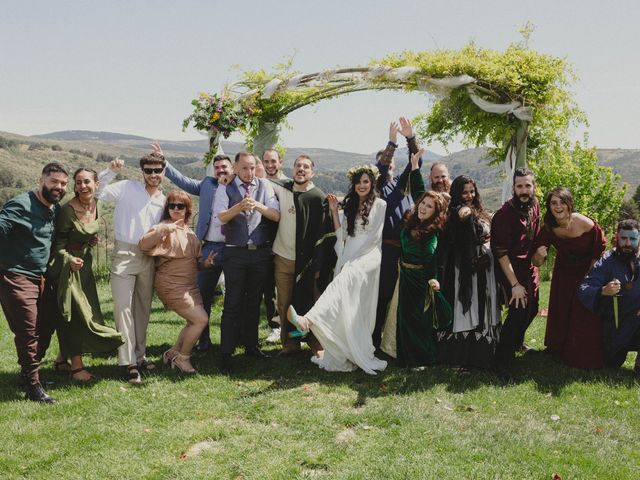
[35,278,58,360]
[496,281,539,366]
[262,254,279,328]
[603,320,640,368]
[220,246,270,355]
[373,243,401,349]
[197,241,225,344]
[0,271,43,385]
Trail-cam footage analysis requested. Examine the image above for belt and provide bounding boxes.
[382,239,401,247]
[400,261,423,270]
[228,243,270,250]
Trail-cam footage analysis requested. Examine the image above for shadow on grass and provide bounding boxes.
[0,340,636,405]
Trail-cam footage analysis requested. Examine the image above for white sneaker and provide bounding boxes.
[266,327,281,343]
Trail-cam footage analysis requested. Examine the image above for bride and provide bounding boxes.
[287,165,387,374]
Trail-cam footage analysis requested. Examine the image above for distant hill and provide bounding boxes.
[0,129,637,211]
[33,130,152,142]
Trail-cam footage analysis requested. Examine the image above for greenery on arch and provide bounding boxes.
[184,42,626,230]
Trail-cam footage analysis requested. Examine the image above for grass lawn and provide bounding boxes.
[0,280,639,479]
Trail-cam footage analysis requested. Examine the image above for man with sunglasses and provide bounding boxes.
[97,150,166,383]
[153,143,233,352]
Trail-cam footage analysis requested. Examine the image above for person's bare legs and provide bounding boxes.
[171,305,208,372]
[69,355,94,381]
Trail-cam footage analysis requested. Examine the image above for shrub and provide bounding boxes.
[0,136,17,149]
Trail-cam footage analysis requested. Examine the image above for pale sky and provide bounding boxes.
[1,0,638,155]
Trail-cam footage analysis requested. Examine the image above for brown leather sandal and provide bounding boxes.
[70,368,96,382]
[52,359,72,373]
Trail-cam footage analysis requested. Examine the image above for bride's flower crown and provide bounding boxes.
[346,164,380,182]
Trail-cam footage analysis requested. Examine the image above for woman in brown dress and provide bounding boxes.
[139,191,215,373]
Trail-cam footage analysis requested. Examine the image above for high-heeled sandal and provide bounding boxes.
[171,354,196,374]
[162,348,179,366]
[287,305,308,337]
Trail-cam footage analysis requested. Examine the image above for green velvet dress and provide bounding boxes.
[47,203,123,357]
[395,171,452,367]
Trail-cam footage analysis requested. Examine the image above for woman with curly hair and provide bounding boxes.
[381,150,452,366]
[438,175,501,370]
[286,164,387,374]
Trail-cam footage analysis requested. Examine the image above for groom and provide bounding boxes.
[270,154,334,355]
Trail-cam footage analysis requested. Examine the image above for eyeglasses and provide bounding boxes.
[142,167,164,174]
[168,203,186,210]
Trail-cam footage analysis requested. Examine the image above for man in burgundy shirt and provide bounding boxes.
[490,168,540,380]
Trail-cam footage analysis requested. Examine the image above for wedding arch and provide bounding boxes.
[183,43,582,201]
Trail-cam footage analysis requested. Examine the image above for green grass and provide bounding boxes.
[1,281,639,479]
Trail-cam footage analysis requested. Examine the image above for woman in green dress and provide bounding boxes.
[382,150,451,366]
[47,167,123,381]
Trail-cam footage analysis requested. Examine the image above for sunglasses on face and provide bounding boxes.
[168,203,186,210]
[143,167,164,174]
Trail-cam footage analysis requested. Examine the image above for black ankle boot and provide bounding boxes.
[25,383,56,404]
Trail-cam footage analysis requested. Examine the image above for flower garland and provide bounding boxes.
[346,164,380,181]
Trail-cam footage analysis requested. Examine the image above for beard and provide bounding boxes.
[512,193,534,210]
[42,184,66,204]
[431,179,450,193]
[615,246,639,262]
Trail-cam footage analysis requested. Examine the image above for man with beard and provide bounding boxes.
[160,147,233,351]
[262,149,288,181]
[578,219,640,379]
[97,149,166,383]
[429,162,451,197]
[0,162,68,403]
[270,154,332,355]
[213,152,280,374]
[261,149,288,341]
[372,117,422,349]
[490,168,540,380]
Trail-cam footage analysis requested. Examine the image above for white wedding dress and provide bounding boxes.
[305,197,388,374]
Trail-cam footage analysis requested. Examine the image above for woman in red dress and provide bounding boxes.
[533,187,607,368]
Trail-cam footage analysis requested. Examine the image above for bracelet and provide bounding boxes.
[388,141,398,148]
[511,282,520,288]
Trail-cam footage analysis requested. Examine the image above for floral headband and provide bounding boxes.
[347,164,380,182]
